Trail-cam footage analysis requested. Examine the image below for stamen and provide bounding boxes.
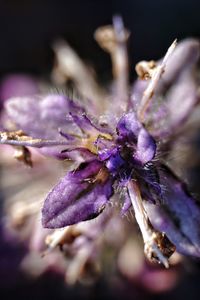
[58,128,77,140]
[127,180,170,268]
[81,133,112,154]
[137,40,177,122]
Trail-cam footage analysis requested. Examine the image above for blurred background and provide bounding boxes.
[0,1,200,299]
[0,0,200,81]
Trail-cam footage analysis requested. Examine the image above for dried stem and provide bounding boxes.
[45,227,72,250]
[0,130,70,148]
[127,180,169,268]
[137,40,177,122]
[52,40,105,114]
[95,16,130,113]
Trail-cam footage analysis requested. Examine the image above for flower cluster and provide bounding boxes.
[0,17,200,271]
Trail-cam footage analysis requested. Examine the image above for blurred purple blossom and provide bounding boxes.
[0,74,39,103]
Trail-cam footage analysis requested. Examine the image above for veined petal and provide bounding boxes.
[144,165,200,257]
[42,160,113,228]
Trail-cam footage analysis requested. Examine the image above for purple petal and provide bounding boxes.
[158,38,200,90]
[117,112,156,164]
[105,147,125,175]
[130,39,199,138]
[96,135,116,161]
[130,39,199,110]
[4,94,84,139]
[135,128,156,164]
[151,70,200,138]
[2,95,88,158]
[42,160,113,228]
[69,113,112,135]
[117,112,141,141]
[144,165,200,257]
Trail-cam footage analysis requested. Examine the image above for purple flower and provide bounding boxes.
[0,17,200,268]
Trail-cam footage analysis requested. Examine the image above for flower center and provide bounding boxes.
[81,133,113,154]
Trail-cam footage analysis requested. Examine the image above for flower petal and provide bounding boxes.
[151,70,200,138]
[130,39,200,138]
[117,112,156,164]
[135,128,156,164]
[4,94,84,139]
[2,95,90,158]
[158,38,199,89]
[144,165,200,257]
[131,39,199,110]
[42,160,113,228]
[117,112,142,138]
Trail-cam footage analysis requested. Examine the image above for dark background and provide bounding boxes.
[0,0,200,81]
